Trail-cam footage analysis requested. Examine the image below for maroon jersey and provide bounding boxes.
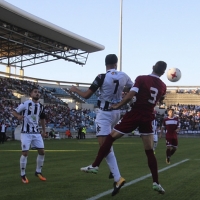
[163,117,180,139]
[130,74,166,114]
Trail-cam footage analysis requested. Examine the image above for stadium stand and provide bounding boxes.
[0,76,97,137]
[154,104,200,135]
[1,75,200,139]
[0,98,96,138]
[164,90,200,106]
[0,0,105,140]
[0,0,104,68]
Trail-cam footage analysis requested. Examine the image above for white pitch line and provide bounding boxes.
[86,159,189,200]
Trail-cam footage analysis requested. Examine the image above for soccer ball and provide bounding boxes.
[167,68,181,82]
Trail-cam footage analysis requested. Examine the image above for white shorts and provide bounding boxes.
[153,134,158,142]
[21,133,44,151]
[95,109,121,136]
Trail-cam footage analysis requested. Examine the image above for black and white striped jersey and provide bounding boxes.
[152,119,158,135]
[15,100,45,133]
[89,69,133,110]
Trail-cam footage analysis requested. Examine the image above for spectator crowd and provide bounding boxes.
[0,98,96,134]
[0,77,67,105]
[1,76,200,139]
[156,104,200,131]
[176,88,200,95]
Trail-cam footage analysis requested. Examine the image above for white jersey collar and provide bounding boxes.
[148,74,160,79]
[106,68,116,73]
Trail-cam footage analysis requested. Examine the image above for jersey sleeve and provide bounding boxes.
[130,76,142,93]
[125,75,134,88]
[14,103,26,113]
[89,74,105,92]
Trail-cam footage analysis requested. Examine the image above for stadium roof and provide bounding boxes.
[0,0,105,67]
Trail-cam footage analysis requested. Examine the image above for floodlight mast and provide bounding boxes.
[118,0,123,71]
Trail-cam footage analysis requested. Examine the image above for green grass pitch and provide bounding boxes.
[0,137,200,200]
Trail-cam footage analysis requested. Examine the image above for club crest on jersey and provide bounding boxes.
[111,72,117,75]
[31,115,36,122]
[29,106,32,111]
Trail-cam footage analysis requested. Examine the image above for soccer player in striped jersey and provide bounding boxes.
[160,108,180,164]
[70,54,133,196]
[12,87,46,183]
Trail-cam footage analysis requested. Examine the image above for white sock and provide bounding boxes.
[153,141,158,150]
[36,155,45,173]
[20,155,27,176]
[105,150,121,182]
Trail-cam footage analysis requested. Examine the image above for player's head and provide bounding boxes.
[105,54,118,69]
[168,108,174,117]
[30,87,40,101]
[153,61,167,76]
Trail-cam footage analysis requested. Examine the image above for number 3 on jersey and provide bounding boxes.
[148,87,158,104]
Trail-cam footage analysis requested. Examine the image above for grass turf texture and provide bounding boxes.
[0,137,200,200]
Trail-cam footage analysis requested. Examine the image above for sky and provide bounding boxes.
[1,0,200,87]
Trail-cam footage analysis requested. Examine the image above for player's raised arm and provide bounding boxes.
[70,68,108,100]
[70,85,94,99]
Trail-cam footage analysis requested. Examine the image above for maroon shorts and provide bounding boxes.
[166,138,178,147]
[114,109,154,135]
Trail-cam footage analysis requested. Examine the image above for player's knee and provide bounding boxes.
[143,141,153,150]
[22,151,28,157]
[145,146,153,151]
[110,130,122,139]
[38,149,45,155]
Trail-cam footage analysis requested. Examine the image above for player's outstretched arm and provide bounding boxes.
[70,85,94,99]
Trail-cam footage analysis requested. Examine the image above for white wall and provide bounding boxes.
[14,125,21,141]
[81,103,94,110]
[68,102,94,110]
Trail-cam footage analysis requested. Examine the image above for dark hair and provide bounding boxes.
[29,87,39,94]
[168,108,174,112]
[105,54,118,65]
[153,61,167,75]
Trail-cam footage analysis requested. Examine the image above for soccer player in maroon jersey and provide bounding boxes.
[160,108,180,164]
[81,61,167,195]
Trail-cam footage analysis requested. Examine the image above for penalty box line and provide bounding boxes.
[86,159,189,200]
